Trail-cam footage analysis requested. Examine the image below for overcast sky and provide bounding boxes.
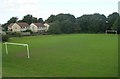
[0,0,119,24]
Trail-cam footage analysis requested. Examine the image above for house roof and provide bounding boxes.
[32,23,45,27]
[8,22,29,28]
[8,23,14,28]
[17,22,29,27]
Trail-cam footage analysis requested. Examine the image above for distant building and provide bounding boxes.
[8,22,29,32]
[118,1,120,15]
[30,23,47,33]
[44,23,50,32]
[8,22,49,34]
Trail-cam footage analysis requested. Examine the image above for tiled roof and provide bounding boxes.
[33,23,45,27]
[8,23,14,28]
[17,22,29,27]
[8,22,29,28]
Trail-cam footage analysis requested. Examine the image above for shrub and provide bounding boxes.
[2,35,10,42]
[7,32,21,37]
[14,32,21,37]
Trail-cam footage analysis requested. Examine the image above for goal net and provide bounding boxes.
[105,30,117,34]
[4,42,30,59]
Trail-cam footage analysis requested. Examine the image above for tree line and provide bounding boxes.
[2,12,120,34]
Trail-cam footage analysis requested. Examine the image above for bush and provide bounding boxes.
[48,22,62,34]
[2,35,10,42]
[42,32,48,35]
[14,32,21,37]
[7,32,21,37]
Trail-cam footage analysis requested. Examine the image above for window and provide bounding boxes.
[15,27,17,29]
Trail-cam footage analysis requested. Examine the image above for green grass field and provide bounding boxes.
[2,34,118,77]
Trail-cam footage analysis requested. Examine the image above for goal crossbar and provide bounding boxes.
[4,42,30,58]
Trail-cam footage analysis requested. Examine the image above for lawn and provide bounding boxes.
[2,34,118,77]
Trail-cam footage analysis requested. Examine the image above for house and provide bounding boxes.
[44,23,50,32]
[30,23,47,33]
[8,22,29,32]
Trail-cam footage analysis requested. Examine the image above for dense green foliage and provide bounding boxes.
[48,21,62,34]
[107,12,119,30]
[2,12,120,34]
[7,32,21,37]
[18,14,43,25]
[37,18,44,23]
[76,14,107,33]
[46,12,119,34]
[2,34,118,77]
[46,14,77,34]
[112,16,120,33]
[2,35,10,42]
[45,14,56,23]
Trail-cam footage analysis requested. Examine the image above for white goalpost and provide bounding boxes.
[4,42,30,58]
[105,30,117,35]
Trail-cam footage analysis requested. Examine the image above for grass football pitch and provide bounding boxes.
[2,34,118,77]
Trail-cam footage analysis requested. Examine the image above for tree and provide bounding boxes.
[55,13,76,23]
[112,16,120,33]
[2,23,8,31]
[45,14,56,23]
[21,14,38,24]
[7,17,18,23]
[74,22,81,33]
[89,13,107,33]
[37,18,43,23]
[48,21,62,34]
[76,15,92,33]
[76,13,107,33]
[46,13,77,34]
[2,35,10,42]
[61,20,76,33]
[107,12,119,30]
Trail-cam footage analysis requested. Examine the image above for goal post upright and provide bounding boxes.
[116,31,117,35]
[26,45,30,58]
[4,42,30,59]
[5,42,8,54]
